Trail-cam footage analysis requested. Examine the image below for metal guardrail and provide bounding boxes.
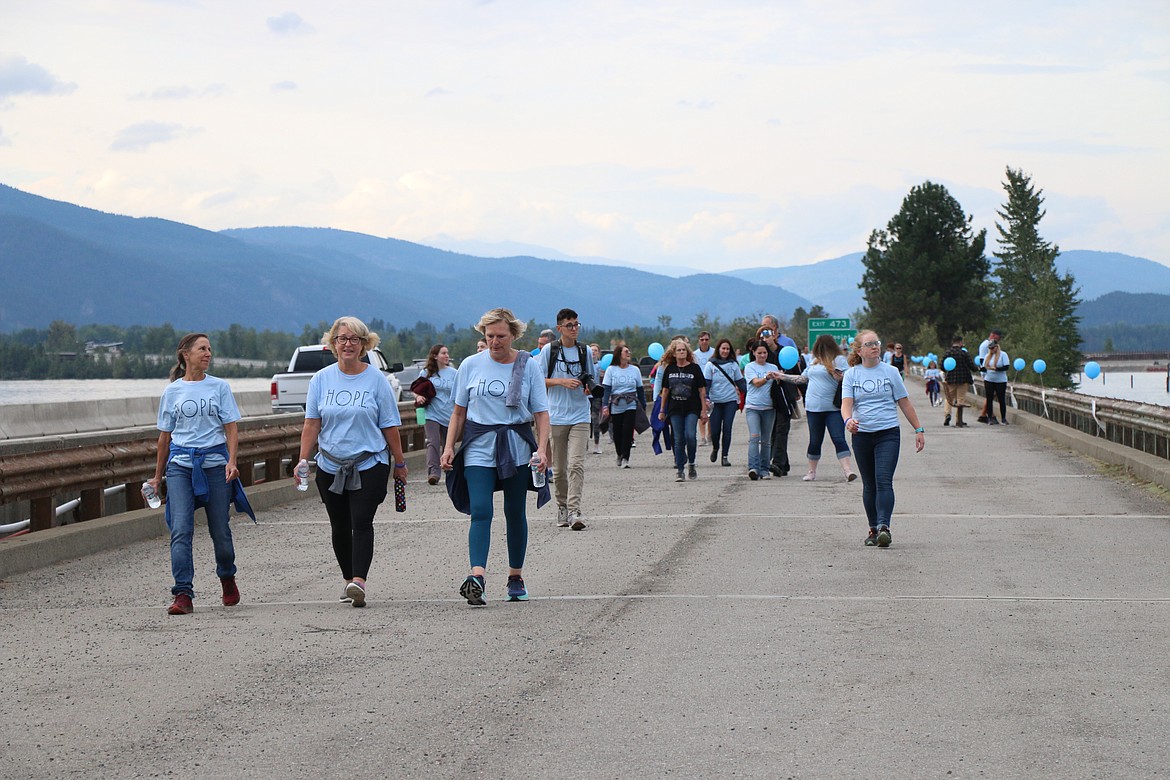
[0,413,426,534]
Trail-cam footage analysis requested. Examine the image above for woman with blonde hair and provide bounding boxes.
[840,330,925,548]
[297,316,407,607]
[775,334,856,482]
[656,338,708,481]
[442,308,550,606]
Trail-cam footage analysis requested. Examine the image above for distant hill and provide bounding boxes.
[0,184,809,332]
[1077,291,1170,327]
[724,249,1170,320]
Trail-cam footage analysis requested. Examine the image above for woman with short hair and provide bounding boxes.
[441,308,550,606]
[297,316,407,607]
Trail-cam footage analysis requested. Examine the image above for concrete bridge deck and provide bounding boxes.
[2,409,1168,779]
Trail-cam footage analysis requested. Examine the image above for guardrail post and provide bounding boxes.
[125,482,145,511]
[30,496,54,531]
[80,487,104,521]
[265,456,283,483]
[238,459,255,486]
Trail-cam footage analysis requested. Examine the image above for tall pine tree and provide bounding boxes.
[992,167,1081,389]
[860,181,990,349]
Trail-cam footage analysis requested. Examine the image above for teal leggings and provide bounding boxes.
[465,466,529,570]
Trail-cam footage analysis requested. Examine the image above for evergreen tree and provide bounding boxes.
[992,167,1081,388]
[861,181,990,349]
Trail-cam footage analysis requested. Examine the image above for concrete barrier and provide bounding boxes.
[0,390,271,440]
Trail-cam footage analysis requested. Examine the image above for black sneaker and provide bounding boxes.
[977,416,988,424]
[675,470,685,482]
[748,469,759,481]
[721,456,731,467]
[710,445,718,463]
[506,575,528,602]
[687,464,697,480]
[989,417,1000,425]
[459,574,486,606]
[864,529,878,547]
[876,525,892,548]
[943,415,951,426]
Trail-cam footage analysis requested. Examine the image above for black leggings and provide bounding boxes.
[985,381,1007,420]
[316,462,390,580]
[610,409,636,461]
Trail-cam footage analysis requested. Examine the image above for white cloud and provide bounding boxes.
[0,55,76,100]
[267,12,313,35]
[110,121,193,152]
[271,81,298,92]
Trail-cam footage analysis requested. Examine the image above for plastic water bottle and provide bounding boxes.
[530,453,545,488]
[295,460,311,491]
[141,481,162,510]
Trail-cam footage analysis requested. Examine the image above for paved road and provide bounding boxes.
[2,411,1168,779]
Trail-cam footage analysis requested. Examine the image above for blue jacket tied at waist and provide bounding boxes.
[444,419,550,516]
[166,442,256,524]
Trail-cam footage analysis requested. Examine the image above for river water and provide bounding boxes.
[0,378,272,405]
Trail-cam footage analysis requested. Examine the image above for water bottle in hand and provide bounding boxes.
[141,481,162,510]
[295,460,311,491]
[530,453,545,488]
[394,478,406,512]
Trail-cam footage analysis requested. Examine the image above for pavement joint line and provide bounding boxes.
[253,512,1170,527]
[9,593,1169,613]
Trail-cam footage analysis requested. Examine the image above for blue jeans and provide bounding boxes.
[165,462,235,598]
[745,408,775,473]
[668,412,698,471]
[851,427,901,529]
[806,410,851,462]
[708,401,738,456]
[465,466,529,570]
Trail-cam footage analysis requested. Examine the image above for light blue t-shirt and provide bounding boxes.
[538,342,592,426]
[743,361,780,410]
[983,351,1010,383]
[703,359,743,404]
[419,366,458,425]
[602,364,643,414]
[305,364,400,473]
[693,347,714,368]
[803,355,849,413]
[455,351,550,468]
[842,362,908,433]
[157,375,242,468]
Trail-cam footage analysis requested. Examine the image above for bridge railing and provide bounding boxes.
[0,412,426,534]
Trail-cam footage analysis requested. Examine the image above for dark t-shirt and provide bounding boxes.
[662,363,705,415]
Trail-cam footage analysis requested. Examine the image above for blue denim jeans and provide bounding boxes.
[806,410,851,461]
[745,408,775,473]
[465,466,529,570]
[851,426,901,529]
[708,401,738,457]
[668,412,698,471]
[165,462,235,598]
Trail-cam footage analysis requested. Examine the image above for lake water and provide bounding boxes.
[1072,370,1169,407]
[0,378,272,405]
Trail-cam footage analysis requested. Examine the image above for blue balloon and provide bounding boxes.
[943,356,956,371]
[778,345,799,370]
[975,355,984,366]
[1013,358,1025,371]
[1084,361,1101,380]
[648,342,664,361]
[599,353,613,370]
[1033,359,1047,375]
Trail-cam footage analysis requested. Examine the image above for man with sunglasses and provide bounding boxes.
[539,308,597,531]
[693,331,715,446]
[759,314,803,476]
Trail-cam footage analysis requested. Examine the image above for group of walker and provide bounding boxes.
[152,313,926,615]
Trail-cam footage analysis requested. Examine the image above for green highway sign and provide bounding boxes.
[808,318,856,347]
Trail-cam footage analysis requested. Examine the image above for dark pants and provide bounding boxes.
[669,412,698,471]
[610,409,636,461]
[985,381,1007,420]
[316,462,389,581]
[769,409,791,474]
[851,427,901,529]
[708,401,738,457]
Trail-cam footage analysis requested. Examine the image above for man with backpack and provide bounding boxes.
[539,308,597,531]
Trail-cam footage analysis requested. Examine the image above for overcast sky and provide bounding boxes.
[1,1,1168,273]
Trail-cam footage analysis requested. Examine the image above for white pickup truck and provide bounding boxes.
[270,345,403,413]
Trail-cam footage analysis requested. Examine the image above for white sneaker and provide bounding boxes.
[569,512,587,531]
[345,580,366,608]
[622,459,631,469]
[556,507,570,527]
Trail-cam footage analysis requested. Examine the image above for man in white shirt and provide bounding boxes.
[693,331,714,445]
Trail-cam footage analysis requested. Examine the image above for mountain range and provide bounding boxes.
[1,183,1168,336]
